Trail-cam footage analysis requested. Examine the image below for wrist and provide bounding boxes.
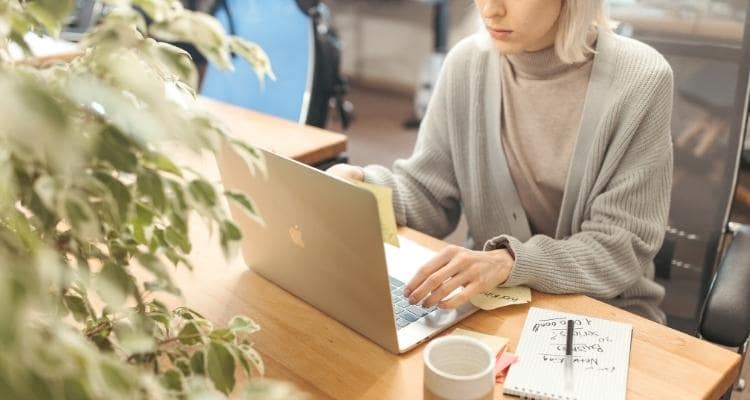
[490,248,514,285]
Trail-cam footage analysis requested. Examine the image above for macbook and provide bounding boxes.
[217,144,478,353]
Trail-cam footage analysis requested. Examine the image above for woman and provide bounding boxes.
[328,0,673,322]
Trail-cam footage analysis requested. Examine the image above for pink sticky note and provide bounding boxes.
[494,351,518,376]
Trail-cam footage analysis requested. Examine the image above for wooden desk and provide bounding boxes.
[196,97,346,166]
[176,223,740,400]
[171,151,741,400]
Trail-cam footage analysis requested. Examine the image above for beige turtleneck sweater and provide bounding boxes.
[501,46,594,237]
[363,30,673,322]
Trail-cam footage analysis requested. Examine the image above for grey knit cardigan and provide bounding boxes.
[362,30,674,323]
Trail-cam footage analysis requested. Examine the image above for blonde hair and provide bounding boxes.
[555,0,610,64]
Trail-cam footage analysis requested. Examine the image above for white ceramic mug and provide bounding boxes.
[423,336,496,400]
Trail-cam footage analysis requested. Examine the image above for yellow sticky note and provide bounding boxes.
[451,328,509,355]
[349,180,400,247]
[470,286,531,311]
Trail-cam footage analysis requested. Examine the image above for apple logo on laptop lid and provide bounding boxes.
[289,225,305,249]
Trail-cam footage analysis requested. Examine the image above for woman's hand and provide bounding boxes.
[404,245,514,309]
[326,163,364,181]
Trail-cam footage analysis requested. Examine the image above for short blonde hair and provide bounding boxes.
[556,0,610,64]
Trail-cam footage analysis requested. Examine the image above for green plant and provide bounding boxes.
[0,0,300,398]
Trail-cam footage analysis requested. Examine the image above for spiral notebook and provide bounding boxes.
[503,307,632,400]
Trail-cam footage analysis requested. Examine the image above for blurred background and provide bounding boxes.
[60,1,750,396]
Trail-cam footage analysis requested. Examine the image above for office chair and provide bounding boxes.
[700,222,750,399]
[199,0,350,169]
[200,0,315,125]
[663,60,750,400]
[612,1,750,398]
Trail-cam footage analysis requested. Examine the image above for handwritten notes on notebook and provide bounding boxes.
[471,286,531,310]
[503,307,632,400]
[348,180,399,247]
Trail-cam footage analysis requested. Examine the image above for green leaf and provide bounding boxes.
[101,361,135,394]
[189,114,226,152]
[137,253,170,281]
[224,190,264,227]
[143,279,181,296]
[190,350,205,375]
[63,377,89,400]
[150,300,169,314]
[148,153,183,178]
[209,328,235,342]
[97,262,133,308]
[169,211,188,236]
[152,228,167,250]
[135,202,155,226]
[154,41,199,89]
[239,344,265,376]
[25,0,75,35]
[162,369,183,392]
[165,249,194,270]
[63,294,89,323]
[230,37,276,85]
[219,220,242,258]
[19,76,68,129]
[91,335,114,352]
[94,172,131,222]
[228,316,260,334]
[174,306,206,320]
[188,179,217,208]
[108,241,129,264]
[62,194,99,239]
[132,219,147,244]
[119,330,156,354]
[147,312,170,329]
[176,359,191,377]
[8,32,33,58]
[137,168,166,211]
[232,345,252,378]
[131,0,171,22]
[207,341,236,395]
[165,226,191,253]
[33,175,56,210]
[167,180,188,211]
[97,127,138,173]
[229,139,267,180]
[177,322,202,345]
[149,11,233,70]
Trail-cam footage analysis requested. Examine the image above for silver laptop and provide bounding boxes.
[217,145,478,354]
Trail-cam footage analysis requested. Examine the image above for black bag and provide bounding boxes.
[302,1,351,130]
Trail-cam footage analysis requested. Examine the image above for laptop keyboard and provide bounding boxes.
[389,276,436,330]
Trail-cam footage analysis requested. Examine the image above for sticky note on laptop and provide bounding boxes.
[349,180,399,247]
[470,286,531,310]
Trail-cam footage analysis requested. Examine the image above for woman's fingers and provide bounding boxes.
[325,163,364,181]
[404,248,515,309]
[404,245,460,299]
[420,271,473,308]
[438,282,481,309]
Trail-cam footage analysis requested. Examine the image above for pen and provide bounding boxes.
[565,319,574,390]
[566,319,574,360]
